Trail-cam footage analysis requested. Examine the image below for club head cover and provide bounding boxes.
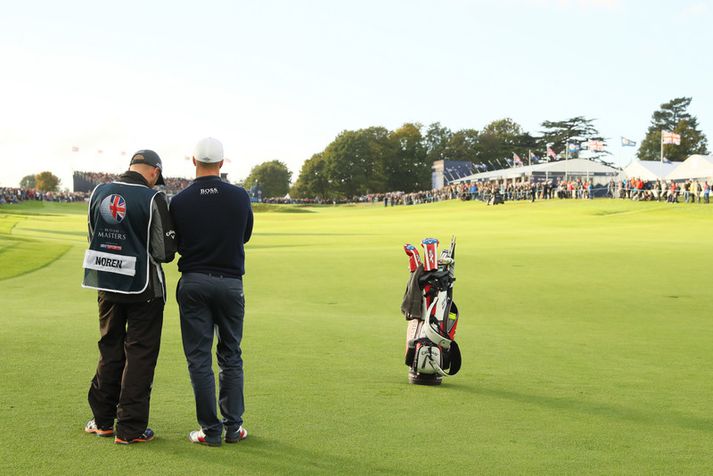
[403,243,421,272]
[421,238,440,271]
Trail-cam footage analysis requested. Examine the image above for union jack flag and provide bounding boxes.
[547,146,558,160]
[108,195,126,222]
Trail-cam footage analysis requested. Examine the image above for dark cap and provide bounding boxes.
[130,150,165,185]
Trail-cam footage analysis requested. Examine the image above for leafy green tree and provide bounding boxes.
[243,160,292,198]
[19,174,36,189]
[476,118,527,167]
[538,116,603,157]
[291,153,331,199]
[386,123,430,192]
[516,132,539,163]
[323,127,392,197]
[637,97,708,162]
[34,171,60,192]
[446,129,480,163]
[424,122,453,164]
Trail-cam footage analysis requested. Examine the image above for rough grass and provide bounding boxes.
[1,198,712,474]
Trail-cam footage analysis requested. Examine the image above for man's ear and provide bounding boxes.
[192,157,197,167]
[218,160,224,169]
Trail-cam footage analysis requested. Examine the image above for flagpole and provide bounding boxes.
[565,141,569,181]
[660,130,664,164]
[528,149,531,167]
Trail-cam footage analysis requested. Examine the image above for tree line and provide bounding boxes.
[19,98,706,198]
[241,97,707,199]
[247,116,610,199]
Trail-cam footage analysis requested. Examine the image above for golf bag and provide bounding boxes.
[488,190,504,205]
[401,237,462,385]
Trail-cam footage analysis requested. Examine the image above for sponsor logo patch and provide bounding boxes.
[100,243,123,251]
[97,230,127,240]
[100,194,127,224]
[200,188,219,195]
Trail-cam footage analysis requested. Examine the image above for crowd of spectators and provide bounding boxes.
[264,175,713,207]
[261,197,351,205]
[358,183,467,206]
[5,172,713,208]
[608,178,711,203]
[261,179,602,207]
[1,171,194,206]
[330,179,603,206]
[74,171,192,196]
[0,187,87,204]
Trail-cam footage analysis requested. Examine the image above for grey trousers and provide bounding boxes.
[177,272,245,442]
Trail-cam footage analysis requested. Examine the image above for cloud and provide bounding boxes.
[520,0,621,9]
[680,1,710,17]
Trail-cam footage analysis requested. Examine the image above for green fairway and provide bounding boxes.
[1,199,712,474]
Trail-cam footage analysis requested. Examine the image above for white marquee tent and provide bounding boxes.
[622,160,679,180]
[452,158,620,183]
[666,155,713,180]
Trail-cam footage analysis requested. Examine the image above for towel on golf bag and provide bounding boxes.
[400,264,424,320]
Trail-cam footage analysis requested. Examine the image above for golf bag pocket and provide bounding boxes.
[415,344,443,375]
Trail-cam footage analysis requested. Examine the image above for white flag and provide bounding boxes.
[587,140,606,152]
[662,131,681,145]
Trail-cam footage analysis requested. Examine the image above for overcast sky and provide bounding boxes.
[1,0,711,188]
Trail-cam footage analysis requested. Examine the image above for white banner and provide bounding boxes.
[587,140,606,152]
[662,131,681,145]
[83,250,137,276]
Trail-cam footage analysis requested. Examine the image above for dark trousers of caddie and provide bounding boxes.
[177,273,245,444]
[88,295,163,440]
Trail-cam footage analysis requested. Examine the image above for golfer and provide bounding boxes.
[170,137,253,446]
[82,150,176,444]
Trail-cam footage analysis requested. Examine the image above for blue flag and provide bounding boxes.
[621,137,637,147]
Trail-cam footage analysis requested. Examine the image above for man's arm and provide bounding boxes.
[87,209,94,244]
[244,202,253,244]
[150,192,177,263]
[87,187,100,244]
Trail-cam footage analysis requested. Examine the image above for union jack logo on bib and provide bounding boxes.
[100,194,127,224]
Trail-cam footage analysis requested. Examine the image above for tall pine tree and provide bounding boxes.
[637,97,708,162]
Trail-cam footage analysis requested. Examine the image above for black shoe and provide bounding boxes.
[225,426,248,443]
[115,428,155,444]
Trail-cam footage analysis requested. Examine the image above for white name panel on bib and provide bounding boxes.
[83,250,137,277]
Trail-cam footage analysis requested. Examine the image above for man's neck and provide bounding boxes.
[195,169,220,178]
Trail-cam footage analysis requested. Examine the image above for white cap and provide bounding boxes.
[193,137,224,163]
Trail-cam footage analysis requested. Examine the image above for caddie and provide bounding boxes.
[82,150,176,444]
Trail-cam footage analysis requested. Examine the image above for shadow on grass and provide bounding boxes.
[148,434,406,474]
[446,382,713,434]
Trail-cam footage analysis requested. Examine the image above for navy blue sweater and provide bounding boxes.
[169,176,253,278]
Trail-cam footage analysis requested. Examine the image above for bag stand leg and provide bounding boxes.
[405,319,442,386]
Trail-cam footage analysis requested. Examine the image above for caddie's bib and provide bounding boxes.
[82,181,159,294]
